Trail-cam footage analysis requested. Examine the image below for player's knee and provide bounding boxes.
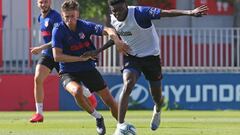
[124,78,136,89]
[70,87,83,97]
[34,75,44,84]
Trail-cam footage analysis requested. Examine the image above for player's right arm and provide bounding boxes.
[30,42,52,55]
[53,47,93,62]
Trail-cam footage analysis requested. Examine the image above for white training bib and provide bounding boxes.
[111,6,160,57]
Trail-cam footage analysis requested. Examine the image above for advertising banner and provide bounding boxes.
[59,73,240,110]
[0,75,59,111]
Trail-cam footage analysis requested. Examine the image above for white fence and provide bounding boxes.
[0,27,240,74]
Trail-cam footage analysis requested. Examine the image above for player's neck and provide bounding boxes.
[68,24,77,32]
[41,8,51,18]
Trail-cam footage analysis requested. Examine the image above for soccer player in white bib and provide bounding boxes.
[107,0,208,134]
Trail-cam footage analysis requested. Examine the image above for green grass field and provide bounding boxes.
[0,110,240,135]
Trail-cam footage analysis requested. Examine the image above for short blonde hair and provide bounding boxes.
[61,0,79,12]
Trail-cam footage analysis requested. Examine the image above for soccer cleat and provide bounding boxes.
[29,113,44,123]
[150,105,161,131]
[96,117,106,135]
[88,94,97,108]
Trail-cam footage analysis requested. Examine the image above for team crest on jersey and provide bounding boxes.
[149,8,160,17]
[44,19,50,27]
[94,25,102,33]
[79,32,85,39]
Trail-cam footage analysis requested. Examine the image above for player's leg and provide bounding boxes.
[119,69,139,123]
[61,73,105,135]
[113,56,141,134]
[113,69,139,135]
[64,81,94,113]
[54,60,98,109]
[142,56,164,130]
[81,69,118,135]
[148,80,164,131]
[96,87,118,119]
[30,56,52,123]
[82,85,98,108]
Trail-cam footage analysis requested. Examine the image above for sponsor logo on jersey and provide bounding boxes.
[118,31,132,36]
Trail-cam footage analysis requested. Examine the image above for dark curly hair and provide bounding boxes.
[108,0,125,6]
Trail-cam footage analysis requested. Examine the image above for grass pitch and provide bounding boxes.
[0,110,240,135]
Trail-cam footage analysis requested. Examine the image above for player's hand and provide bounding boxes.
[30,46,42,55]
[80,51,97,61]
[191,5,208,17]
[115,40,131,56]
[83,50,98,58]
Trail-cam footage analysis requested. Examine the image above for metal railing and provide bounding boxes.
[0,27,240,74]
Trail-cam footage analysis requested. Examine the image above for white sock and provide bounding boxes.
[82,85,91,97]
[117,122,127,128]
[91,109,102,119]
[36,103,43,115]
[154,105,161,113]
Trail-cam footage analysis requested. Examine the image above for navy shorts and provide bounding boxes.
[60,68,107,92]
[37,55,60,73]
[122,55,162,81]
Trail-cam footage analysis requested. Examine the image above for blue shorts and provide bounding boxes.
[60,68,107,92]
[37,54,60,73]
[122,55,162,81]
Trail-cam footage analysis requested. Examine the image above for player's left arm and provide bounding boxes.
[161,5,208,17]
[83,39,115,57]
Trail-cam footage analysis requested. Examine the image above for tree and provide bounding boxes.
[77,0,136,25]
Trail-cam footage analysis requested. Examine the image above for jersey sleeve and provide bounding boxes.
[37,15,41,23]
[52,12,62,28]
[138,6,161,20]
[52,25,64,49]
[54,13,62,24]
[83,20,104,36]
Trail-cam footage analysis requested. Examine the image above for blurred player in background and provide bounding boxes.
[29,0,97,123]
[107,0,208,134]
[52,0,128,134]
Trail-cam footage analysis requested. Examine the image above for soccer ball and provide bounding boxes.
[117,124,136,135]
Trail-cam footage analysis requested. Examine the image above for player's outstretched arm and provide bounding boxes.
[161,5,208,17]
[83,39,115,58]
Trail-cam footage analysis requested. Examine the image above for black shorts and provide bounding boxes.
[122,55,162,81]
[60,68,107,92]
[37,55,60,73]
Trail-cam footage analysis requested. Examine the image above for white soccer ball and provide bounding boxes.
[118,124,136,135]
